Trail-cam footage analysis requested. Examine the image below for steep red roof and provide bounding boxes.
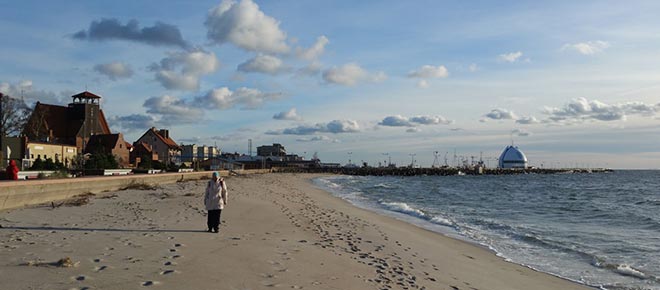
[71,91,101,99]
[28,102,78,141]
[99,109,111,134]
[151,128,181,150]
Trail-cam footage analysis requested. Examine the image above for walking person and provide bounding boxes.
[204,172,227,233]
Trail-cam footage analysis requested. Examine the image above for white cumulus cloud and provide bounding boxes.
[498,51,523,63]
[237,54,289,75]
[543,97,660,123]
[379,115,453,127]
[150,50,219,91]
[205,0,289,54]
[322,63,386,86]
[407,65,449,78]
[562,41,610,55]
[267,119,360,135]
[484,108,517,120]
[296,35,329,61]
[273,108,302,121]
[94,62,134,80]
[194,87,282,110]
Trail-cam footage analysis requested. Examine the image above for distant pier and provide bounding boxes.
[274,166,613,176]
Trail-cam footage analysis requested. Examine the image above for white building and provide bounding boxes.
[498,145,528,169]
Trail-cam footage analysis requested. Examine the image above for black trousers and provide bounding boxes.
[207,209,222,230]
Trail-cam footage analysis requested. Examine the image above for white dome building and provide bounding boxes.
[498,145,528,169]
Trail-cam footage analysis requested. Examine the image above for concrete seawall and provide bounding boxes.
[0,169,271,211]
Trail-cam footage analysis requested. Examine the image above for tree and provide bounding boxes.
[0,93,31,137]
[84,151,119,170]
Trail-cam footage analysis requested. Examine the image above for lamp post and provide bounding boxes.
[382,153,390,167]
[347,152,353,166]
[409,153,416,168]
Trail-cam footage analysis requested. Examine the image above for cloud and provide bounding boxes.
[108,114,156,132]
[407,65,449,78]
[237,54,289,75]
[93,62,134,80]
[379,115,453,127]
[543,97,660,123]
[296,35,329,61]
[322,63,386,86]
[296,135,339,143]
[515,116,540,124]
[512,128,531,137]
[295,61,322,77]
[484,108,517,120]
[143,95,204,124]
[468,63,479,72]
[409,115,453,125]
[416,80,429,88]
[379,115,412,127]
[72,18,188,48]
[273,108,302,121]
[498,51,523,63]
[178,136,203,143]
[267,119,360,135]
[205,0,289,54]
[194,87,282,110]
[406,128,421,133]
[150,50,219,91]
[562,41,610,55]
[0,80,63,104]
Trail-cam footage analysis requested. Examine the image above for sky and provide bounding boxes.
[2,0,660,169]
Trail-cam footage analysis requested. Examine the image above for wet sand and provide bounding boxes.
[0,173,592,290]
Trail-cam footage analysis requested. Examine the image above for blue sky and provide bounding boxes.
[2,0,660,168]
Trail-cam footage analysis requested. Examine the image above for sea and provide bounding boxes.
[313,170,660,290]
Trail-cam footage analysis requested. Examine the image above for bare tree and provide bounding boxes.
[0,93,32,137]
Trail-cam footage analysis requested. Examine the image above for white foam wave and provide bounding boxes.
[614,264,647,279]
[430,216,454,227]
[373,183,396,189]
[381,202,426,218]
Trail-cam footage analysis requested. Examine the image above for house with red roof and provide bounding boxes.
[134,127,181,165]
[85,133,130,167]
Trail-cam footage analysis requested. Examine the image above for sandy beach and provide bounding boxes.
[0,173,593,290]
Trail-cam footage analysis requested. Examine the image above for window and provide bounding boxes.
[120,144,122,149]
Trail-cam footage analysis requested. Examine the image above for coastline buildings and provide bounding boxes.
[85,133,131,167]
[23,91,111,151]
[134,127,182,165]
[498,145,528,169]
[8,91,132,169]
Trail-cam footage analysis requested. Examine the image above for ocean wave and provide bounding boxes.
[381,202,426,219]
[372,183,396,189]
[430,216,454,227]
[592,257,650,280]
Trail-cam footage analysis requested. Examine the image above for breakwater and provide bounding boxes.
[275,167,612,176]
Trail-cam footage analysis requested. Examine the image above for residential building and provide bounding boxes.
[257,143,286,157]
[135,127,181,165]
[85,133,130,167]
[130,142,158,167]
[26,141,78,169]
[181,144,198,163]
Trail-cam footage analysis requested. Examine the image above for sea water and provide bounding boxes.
[314,170,660,290]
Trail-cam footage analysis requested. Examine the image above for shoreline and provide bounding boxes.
[308,174,599,290]
[0,173,594,290]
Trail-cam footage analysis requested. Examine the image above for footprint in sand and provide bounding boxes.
[73,275,87,281]
[94,265,108,272]
[160,269,176,275]
[141,281,159,286]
